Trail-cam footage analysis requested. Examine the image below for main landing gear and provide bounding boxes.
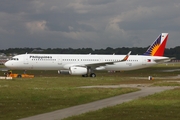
[82,73,96,77]
[90,73,96,77]
[82,67,96,77]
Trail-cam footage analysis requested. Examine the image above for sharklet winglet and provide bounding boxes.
[122,51,131,61]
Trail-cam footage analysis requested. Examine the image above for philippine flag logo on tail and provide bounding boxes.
[143,33,168,56]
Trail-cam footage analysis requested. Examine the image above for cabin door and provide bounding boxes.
[58,56,62,65]
[142,57,147,66]
[24,54,29,65]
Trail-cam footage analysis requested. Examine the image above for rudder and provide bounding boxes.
[143,33,168,56]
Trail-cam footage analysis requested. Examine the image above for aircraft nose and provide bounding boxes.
[4,61,11,68]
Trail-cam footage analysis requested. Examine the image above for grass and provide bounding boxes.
[0,63,180,119]
[64,88,180,120]
[153,81,180,86]
[0,77,139,120]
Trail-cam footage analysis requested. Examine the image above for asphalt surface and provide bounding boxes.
[20,86,175,120]
[0,68,9,71]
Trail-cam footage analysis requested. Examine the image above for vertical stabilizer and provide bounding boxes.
[143,33,168,56]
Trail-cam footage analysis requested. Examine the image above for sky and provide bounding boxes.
[0,0,180,50]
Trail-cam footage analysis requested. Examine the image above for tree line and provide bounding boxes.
[0,46,180,59]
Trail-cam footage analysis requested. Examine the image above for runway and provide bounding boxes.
[0,68,9,71]
[20,85,175,120]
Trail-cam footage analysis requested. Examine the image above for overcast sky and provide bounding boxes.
[0,0,180,50]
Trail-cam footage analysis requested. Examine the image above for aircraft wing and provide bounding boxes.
[76,51,131,68]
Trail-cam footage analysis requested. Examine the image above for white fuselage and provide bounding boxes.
[5,54,168,71]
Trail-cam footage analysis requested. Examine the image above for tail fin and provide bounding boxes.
[143,33,168,56]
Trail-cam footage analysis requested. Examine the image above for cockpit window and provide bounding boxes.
[10,58,19,61]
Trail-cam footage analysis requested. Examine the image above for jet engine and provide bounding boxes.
[58,70,69,74]
[69,67,88,75]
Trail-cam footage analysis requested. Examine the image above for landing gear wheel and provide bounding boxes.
[90,73,96,77]
[17,74,22,78]
[82,74,88,77]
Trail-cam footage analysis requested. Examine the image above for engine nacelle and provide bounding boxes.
[69,67,88,75]
[58,70,70,74]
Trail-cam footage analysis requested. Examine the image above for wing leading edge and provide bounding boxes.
[76,51,131,69]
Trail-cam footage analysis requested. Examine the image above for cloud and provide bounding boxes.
[0,0,180,49]
[105,16,123,33]
[26,20,48,34]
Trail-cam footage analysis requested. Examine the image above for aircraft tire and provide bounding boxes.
[82,74,88,77]
[17,74,22,78]
[90,73,96,77]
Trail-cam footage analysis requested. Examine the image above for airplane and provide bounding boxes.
[4,33,170,77]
